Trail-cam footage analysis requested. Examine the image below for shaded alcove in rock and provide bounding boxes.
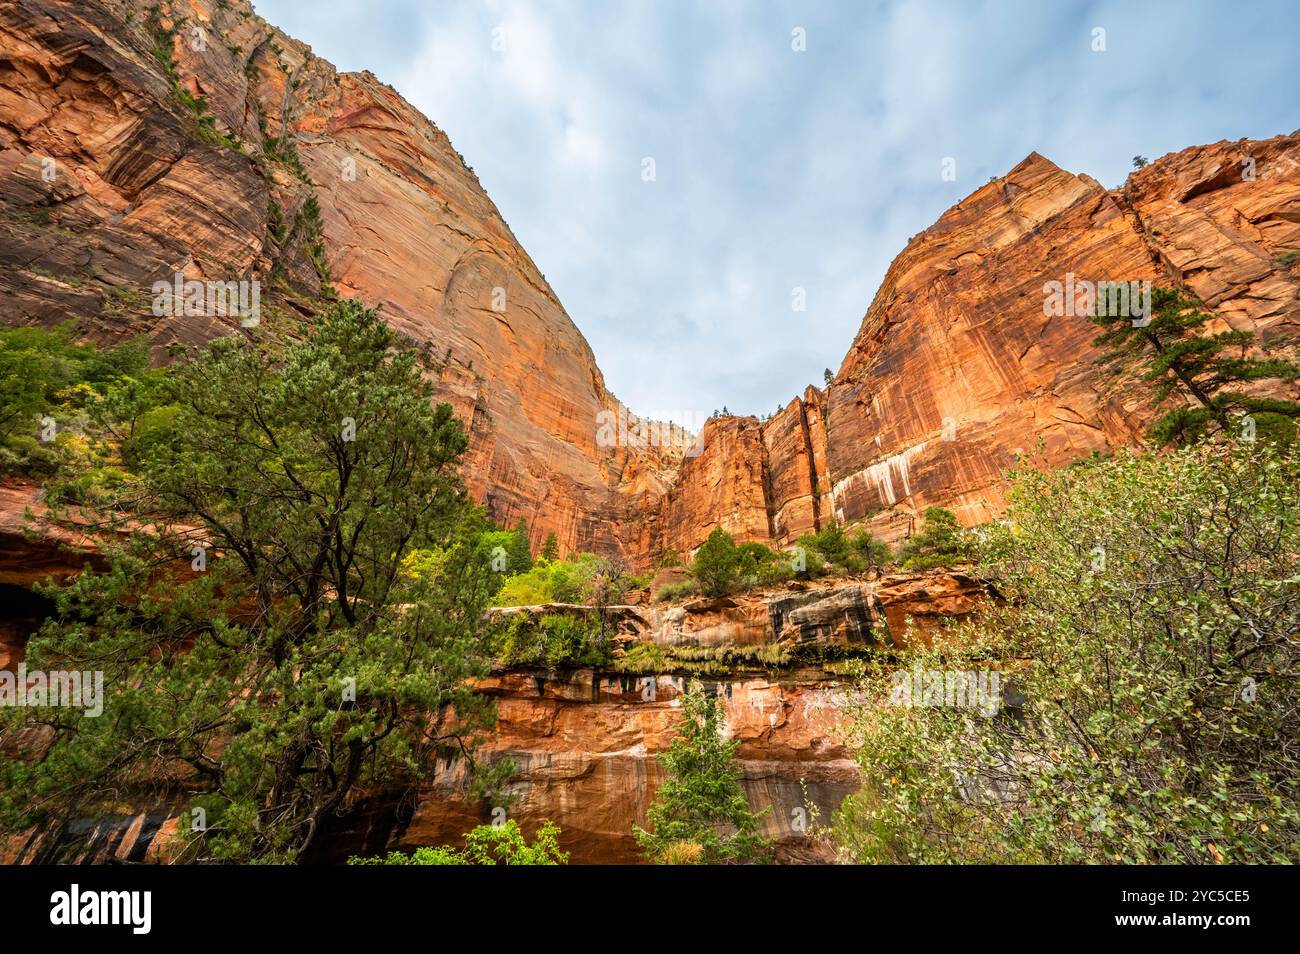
[0,582,56,669]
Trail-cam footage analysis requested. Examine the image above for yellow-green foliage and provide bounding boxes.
[0,323,170,480]
[349,820,568,865]
[492,553,601,606]
[495,611,610,670]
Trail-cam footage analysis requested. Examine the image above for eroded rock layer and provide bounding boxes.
[821,140,1300,541]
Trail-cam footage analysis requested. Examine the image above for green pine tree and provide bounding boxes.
[538,531,559,563]
[507,516,534,573]
[634,680,771,864]
[1092,286,1299,446]
[0,300,501,863]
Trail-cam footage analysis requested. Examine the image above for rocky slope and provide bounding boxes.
[4,2,1297,565]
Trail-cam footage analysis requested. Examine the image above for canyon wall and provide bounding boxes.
[821,141,1300,540]
[3,1,1298,565]
[6,0,1296,868]
[666,140,1300,550]
[0,0,683,565]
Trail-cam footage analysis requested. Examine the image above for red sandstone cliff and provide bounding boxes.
[656,138,1300,552]
[2,1,1298,564]
[0,0,683,564]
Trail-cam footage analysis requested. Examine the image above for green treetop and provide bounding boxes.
[634,680,771,864]
[1092,286,1299,446]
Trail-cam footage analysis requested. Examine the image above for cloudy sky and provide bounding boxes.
[256,0,1297,423]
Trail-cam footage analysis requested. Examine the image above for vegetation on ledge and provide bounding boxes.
[349,820,568,866]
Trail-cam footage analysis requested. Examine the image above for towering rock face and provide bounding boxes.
[819,138,1300,540]
[2,1,1297,564]
[5,0,1297,870]
[661,137,1300,549]
[0,0,683,563]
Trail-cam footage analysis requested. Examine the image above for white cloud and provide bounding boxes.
[254,0,1299,419]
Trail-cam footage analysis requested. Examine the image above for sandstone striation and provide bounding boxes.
[821,139,1300,540]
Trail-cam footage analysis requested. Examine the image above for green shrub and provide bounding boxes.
[794,521,891,574]
[834,440,1300,864]
[690,527,740,596]
[758,560,795,586]
[849,528,892,569]
[804,521,851,565]
[654,579,699,602]
[896,507,968,569]
[350,820,567,865]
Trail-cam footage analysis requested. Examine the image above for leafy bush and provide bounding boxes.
[691,527,741,596]
[796,521,895,573]
[802,521,851,565]
[849,528,892,570]
[350,820,568,865]
[491,553,608,606]
[834,440,1300,864]
[895,507,968,570]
